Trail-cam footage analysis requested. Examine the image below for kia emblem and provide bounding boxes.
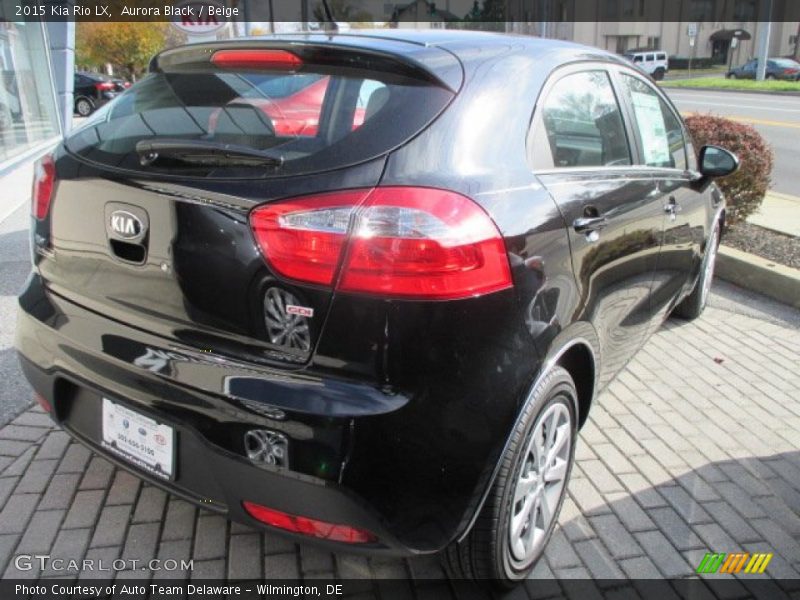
[110,210,144,240]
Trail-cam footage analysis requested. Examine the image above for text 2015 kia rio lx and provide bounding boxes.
[16,30,737,585]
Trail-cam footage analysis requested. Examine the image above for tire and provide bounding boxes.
[75,97,94,117]
[729,73,737,79]
[672,221,720,320]
[653,68,665,81]
[766,74,776,80]
[443,366,578,587]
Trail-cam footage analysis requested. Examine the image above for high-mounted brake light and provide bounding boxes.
[211,49,303,70]
[250,187,513,300]
[243,501,376,544]
[32,154,56,221]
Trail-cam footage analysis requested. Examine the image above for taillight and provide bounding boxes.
[32,154,55,220]
[94,81,115,91]
[250,187,512,300]
[242,501,376,544]
[250,190,369,286]
[211,49,303,70]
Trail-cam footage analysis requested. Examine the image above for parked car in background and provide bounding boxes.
[111,77,132,92]
[727,58,800,80]
[73,72,118,116]
[623,49,669,80]
[19,32,738,587]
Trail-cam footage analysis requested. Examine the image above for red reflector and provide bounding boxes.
[34,393,51,413]
[211,49,303,70]
[242,501,376,544]
[32,154,56,220]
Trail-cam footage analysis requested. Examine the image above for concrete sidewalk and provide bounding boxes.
[749,191,800,238]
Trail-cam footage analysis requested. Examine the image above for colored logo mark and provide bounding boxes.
[697,552,773,574]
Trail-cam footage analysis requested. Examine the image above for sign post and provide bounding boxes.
[687,23,698,72]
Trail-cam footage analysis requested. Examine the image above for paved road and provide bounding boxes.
[665,88,800,195]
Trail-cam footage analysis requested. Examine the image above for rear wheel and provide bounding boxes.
[75,97,94,117]
[443,366,577,586]
[673,221,720,320]
[766,73,776,80]
[653,68,665,81]
[728,73,737,79]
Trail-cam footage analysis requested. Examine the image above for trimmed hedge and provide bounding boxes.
[669,57,718,70]
[684,114,774,227]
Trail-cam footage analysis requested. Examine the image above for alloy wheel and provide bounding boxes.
[508,400,572,566]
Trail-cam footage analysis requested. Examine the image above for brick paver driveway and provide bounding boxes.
[1,291,799,598]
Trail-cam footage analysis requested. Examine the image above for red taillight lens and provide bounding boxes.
[243,501,376,544]
[211,49,303,70]
[250,190,369,286]
[32,154,56,220]
[339,187,512,299]
[250,187,512,299]
[95,81,115,91]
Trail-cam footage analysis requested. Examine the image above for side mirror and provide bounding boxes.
[699,145,739,179]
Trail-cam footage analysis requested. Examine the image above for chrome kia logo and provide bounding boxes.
[110,211,143,239]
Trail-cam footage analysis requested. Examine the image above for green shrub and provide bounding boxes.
[684,114,773,227]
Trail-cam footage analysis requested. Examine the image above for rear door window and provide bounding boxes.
[533,70,631,169]
[66,66,452,179]
[619,74,687,170]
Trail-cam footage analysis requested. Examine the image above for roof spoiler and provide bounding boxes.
[150,39,461,92]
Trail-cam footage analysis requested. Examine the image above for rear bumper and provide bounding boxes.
[16,274,534,555]
[15,275,416,555]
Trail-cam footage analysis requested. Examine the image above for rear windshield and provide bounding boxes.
[65,67,453,178]
[771,58,800,68]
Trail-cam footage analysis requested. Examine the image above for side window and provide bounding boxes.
[633,55,643,63]
[534,70,631,169]
[619,74,687,170]
[646,54,655,62]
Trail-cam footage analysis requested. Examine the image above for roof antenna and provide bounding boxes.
[320,0,339,33]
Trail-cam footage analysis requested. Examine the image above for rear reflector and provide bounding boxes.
[32,154,56,221]
[211,49,303,70]
[242,501,376,543]
[250,187,512,300]
[34,393,51,413]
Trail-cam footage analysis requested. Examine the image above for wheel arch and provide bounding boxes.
[455,322,600,542]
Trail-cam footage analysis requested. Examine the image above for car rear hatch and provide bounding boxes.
[35,36,460,369]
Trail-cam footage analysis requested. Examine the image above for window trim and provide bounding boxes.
[527,61,636,173]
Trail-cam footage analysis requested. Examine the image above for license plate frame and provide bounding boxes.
[101,398,175,481]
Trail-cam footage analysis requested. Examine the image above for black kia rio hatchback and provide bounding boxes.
[16,30,737,584]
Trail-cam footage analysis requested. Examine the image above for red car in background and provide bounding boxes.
[210,73,373,137]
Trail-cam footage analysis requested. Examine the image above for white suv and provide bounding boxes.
[624,50,669,80]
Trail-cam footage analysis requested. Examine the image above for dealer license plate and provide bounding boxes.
[101,398,175,480]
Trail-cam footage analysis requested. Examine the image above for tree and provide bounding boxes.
[76,22,169,80]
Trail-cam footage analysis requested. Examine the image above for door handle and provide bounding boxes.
[573,216,608,234]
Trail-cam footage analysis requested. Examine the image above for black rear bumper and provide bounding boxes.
[16,273,533,555]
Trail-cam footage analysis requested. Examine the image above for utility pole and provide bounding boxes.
[755,0,773,81]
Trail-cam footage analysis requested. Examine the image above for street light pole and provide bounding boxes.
[755,0,773,81]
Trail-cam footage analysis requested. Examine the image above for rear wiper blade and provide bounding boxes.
[136,139,284,168]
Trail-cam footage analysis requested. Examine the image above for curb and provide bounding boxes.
[716,245,800,309]
[659,84,800,96]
